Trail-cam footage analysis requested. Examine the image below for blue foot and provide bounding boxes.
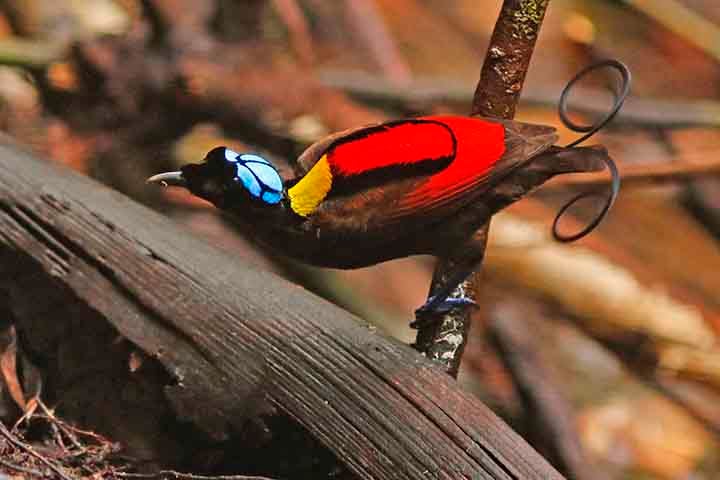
[410,296,477,328]
[416,295,476,314]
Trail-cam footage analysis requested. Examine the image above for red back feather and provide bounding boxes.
[316,115,506,219]
[400,116,505,209]
[417,116,504,190]
[327,120,456,176]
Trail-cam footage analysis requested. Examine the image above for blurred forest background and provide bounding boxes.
[0,0,719,479]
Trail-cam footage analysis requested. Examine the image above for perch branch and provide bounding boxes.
[414,0,551,375]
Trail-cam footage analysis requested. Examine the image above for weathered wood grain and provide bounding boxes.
[0,138,564,479]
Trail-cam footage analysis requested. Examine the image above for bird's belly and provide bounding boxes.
[265,216,482,269]
[289,236,432,268]
[236,196,494,269]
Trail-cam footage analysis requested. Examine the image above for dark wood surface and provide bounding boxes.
[0,138,564,479]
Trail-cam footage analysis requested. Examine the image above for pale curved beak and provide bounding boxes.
[146,171,186,187]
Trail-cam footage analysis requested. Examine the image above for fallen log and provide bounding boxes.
[0,137,564,479]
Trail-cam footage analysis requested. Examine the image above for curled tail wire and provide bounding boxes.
[551,59,631,242]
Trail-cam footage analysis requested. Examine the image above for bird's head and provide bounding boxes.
[148,146,284,211]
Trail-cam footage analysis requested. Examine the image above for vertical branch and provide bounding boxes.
[414,0,550,375]
[473,0,550,118]
[271,0,316,67]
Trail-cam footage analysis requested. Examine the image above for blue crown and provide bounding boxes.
[224,149,283,204]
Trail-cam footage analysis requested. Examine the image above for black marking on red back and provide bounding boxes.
[322,118,458,198]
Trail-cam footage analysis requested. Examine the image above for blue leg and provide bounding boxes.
[411,227,488,328]
[415,294,476,315]
[410,270,478,329]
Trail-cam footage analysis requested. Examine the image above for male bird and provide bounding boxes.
[149,115,616,313]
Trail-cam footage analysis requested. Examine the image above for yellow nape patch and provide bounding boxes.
[288,154,333,216]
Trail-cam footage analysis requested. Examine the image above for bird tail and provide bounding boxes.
[529,144,611,175]
[526,143,620,242]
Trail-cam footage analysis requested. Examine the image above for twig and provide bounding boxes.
[36,399,86,453]
[685,183,720,239]
[648,378,720,438]
[318,69,720,128]
[547,154,720,189]
[0,457,45,477]
[12,396,38,430]
[0,38,67,68]
[343,0,412,86]
[414,0,551,376]
[47,411,68,451]
[0,420,74,480]
[564,320,720,438]
[625,0,720,64]
[270,0,316,66]
[38,414,111,445]
[114,470,278,480]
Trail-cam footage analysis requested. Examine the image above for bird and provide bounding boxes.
[148,114,619,315]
